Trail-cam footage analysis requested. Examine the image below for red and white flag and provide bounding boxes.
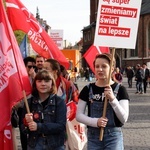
[83,45,110,73]
[6,0,69,69]
[0,0,31,149]
[0,123,13,150]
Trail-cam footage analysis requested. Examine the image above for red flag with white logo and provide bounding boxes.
[83,45,110,73]
[0,123,13,150]
[6,0,69,69]
[0,0,31,149]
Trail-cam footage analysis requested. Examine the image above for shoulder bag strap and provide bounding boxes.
[113,83,121,97]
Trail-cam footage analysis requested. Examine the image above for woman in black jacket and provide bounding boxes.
[21,70,67,150]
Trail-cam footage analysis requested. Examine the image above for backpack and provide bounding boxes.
[11,108,19,128]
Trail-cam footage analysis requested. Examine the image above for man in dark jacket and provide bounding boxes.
[126,66,134,88]
[135,64,144,94]
[142,63,149,93]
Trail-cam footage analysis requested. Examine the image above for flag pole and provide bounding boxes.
[99,47,116,141]
[23,91,30,113]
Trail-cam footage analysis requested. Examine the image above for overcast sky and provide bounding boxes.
[21,0,90,44]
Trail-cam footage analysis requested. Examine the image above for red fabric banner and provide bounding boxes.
[6,0,69,69]
[0,123,13,150]
[0,1,31,149]
[83,45,110,73]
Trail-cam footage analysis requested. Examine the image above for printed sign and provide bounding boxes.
[50,30,63,50]
[94,0,142,49]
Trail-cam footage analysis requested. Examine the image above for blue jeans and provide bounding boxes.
[87,127,124,150]
[88,93,124,150]
[27,137,65,150]
[136,81,143,92]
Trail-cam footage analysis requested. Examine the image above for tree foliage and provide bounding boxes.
[14,30,27,45]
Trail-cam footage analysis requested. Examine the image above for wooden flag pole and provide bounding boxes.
[23,90,30,114]
[99,48,116,141]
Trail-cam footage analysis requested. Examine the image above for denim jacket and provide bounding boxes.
[21,94,67,149]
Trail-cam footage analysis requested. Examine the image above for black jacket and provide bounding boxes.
[21,94,67,149]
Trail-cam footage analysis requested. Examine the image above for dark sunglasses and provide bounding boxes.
[27,66,36,69]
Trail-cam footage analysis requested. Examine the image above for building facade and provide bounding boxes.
[81,0,150,69]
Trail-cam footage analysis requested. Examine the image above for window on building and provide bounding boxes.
[124,49,127,58]
[88,31,91,41]
[95,0,98,20]
[95,0,98,11]
[84,32,87,42]
[130,38,138,57]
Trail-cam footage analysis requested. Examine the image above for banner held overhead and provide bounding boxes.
[94,0,142,49]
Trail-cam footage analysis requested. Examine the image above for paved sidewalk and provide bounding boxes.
[121,78,150,150]
[76,77,150,150]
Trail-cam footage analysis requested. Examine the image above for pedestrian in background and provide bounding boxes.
[21,70,67,150]
[79,67,85,77]
[84,67,90,81]
[126,66,134,88]
[142,63,149,93]
[112,67,123,83]
[76,53,129,150]
[135,64,144,94]
[35,55,45,72]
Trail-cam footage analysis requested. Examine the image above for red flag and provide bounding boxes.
[6,0,69,69]
[0,0,31,148]
[83,45,110,73]
[0,123,13,150]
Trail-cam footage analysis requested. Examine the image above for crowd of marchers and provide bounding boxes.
[10,54,150,150]
[11,55,79,150]
[11,53,130,150]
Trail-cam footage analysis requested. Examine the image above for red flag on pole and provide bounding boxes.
[0,0,31,149]
[6,0,69,69]
[0,123,13,150]
[83,45,110,73]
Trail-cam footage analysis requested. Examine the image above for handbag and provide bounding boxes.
[11,109,19,128]
[66,118,87,150]
[66,101,77,121]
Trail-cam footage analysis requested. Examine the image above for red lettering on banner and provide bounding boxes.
[74,124,84,134]
[103,0,130,5]
[112,0,130,5]
[0,58,14,91]
[74,124,86,141]
[103,0,111,4]
[100,15,119,26]
[98,26,130,37]
[98,26,108,34]
[80,135,85,142]
[101,5,137,18]
[108,26,130,37]
[28,30,49,51]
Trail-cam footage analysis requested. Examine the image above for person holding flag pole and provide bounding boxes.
[20,70,67,150]
[76,51,129,150]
